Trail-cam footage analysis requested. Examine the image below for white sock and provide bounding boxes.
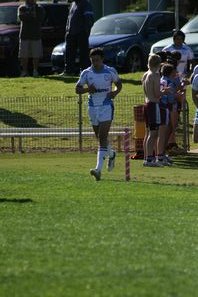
[96,147,108,171]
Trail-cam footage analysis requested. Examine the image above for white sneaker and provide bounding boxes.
[143,160,163,167]
[90,169,101,181]
[155,160,165,167]
[33,70,39,77]
[157,156,172,166]
[107,151,116,172]
[143,160,155,167]
[164,155,173,164]
[161,158,172,166]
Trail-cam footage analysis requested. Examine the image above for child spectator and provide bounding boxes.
[142,54,163,167]
[165,51,188,153]
[158,63,177,164]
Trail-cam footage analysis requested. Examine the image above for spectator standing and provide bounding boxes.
[162,30,193,153]
[75,48,122,181]
[18,0,45,77]
[162,30,194,78]
[158,63,177,165]
[62,0,94,76]
[142,54,163,167]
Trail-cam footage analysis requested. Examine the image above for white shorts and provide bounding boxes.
[88,104,114,126]
[18,39,43,58]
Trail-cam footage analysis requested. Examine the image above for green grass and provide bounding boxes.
[0,74,198,296]
[0,73,194,121]
[0,73,143,98]
[0,72,196,148]
[0,153,198,297]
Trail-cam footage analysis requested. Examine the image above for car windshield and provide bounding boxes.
[0,7,18,24]
[91,15,146,35]
[181,15,198,33]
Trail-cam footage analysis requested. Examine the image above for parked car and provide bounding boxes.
[51,11,187,73]
[0,1,69,77]
[150,15,198,62]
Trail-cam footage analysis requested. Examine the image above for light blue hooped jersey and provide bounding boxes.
[76,64,120,106]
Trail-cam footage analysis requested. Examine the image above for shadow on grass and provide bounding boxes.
[0,108,44,128]
[0,198,33,203]
[121,78,142,85]
[173,153,198,169]
[43,75,142,85]
[42,74,78,83]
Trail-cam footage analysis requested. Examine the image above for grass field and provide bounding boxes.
[0,73,143,98]
[0,153,198,297]
[0,72,195,126]
[0,73,196,149]
[0,74,198,296]
[0,73,195,129]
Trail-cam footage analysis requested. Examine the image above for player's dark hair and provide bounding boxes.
[161,63,175,77]
[171,51,181,61]
[173,30,185,41]
[155,51,167,63]
[89,47,104,58]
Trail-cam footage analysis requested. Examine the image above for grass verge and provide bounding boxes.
[0,153,198,297]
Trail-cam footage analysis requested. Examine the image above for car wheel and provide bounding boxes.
[126,49,143,72]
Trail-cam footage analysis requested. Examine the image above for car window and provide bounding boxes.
[147,15,174,33]
[91,18,115,35]
[114,19,138,34]
[0,6,18,24]
[91,15,145,35]
[163,15,175,32]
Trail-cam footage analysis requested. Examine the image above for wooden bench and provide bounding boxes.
[0,127,130,152]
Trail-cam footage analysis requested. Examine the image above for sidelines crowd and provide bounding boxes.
[142,30,196,167]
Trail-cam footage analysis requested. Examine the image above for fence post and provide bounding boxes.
[78,94,83,152]
[124,128,130,181]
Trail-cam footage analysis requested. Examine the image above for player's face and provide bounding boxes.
[174,36,184,47]
[90,55,104,70]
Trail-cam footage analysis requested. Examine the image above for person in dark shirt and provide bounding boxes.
[61,0,94,76]
[18,0,45,77]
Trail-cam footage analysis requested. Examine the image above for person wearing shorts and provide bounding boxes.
[162,31,194,152]
[75,47,122,181]
[18,0,45,77]
[142,54,163,167]
[158,63,177,165]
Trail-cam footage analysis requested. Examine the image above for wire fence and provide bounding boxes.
[0,94,190,153]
